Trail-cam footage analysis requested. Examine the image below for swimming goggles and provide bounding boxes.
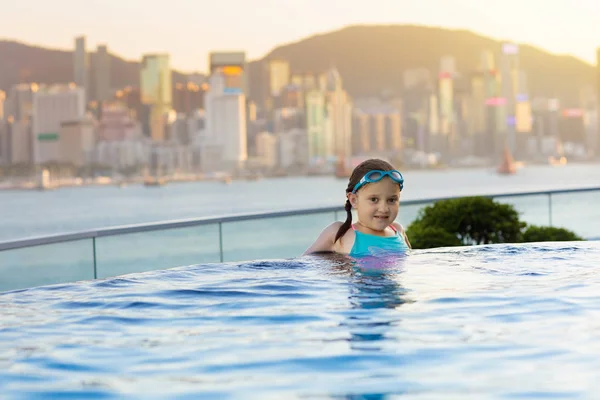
[352,170,404,193]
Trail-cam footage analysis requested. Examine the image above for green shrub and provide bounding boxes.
[407,197,525,249]
[522,225,583,242]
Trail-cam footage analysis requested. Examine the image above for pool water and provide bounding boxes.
[1,242,600,399]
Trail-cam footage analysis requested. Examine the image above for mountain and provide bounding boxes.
[1,25,595,107]
[250,25,595,107]
[0,40,188,92]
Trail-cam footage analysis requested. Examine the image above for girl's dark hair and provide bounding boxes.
[334,158,397,243]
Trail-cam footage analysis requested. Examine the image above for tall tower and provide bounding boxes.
[597,47,600,156]
[73,36,89,102]
[326,67,352,163]
[140,54,172,142]
[95,45,111,103]
[500,42,520,155]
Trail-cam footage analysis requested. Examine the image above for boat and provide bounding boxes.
[497,147,517,175]
[143,177,166,187]
[548,142,567,166]
[549,155,567,166]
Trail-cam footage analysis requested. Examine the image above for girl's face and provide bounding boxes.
[348,178,401,233]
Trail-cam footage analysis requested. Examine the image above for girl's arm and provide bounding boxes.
[302,222,342,255]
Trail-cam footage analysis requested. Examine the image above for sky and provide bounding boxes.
[1,0,599,72]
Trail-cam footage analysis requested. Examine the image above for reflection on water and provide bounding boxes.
[314,251,411,353]
[2,242,600,398]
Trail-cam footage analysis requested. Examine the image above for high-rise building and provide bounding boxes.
[352,101,402,156]
[204,72,247,171]
[140,54,172,142]
[500,42,520,155]
[514,71,532,157]
[306,90,328,161]
[279,128,309,169]
[436,71,454,156]
[276,85,303,109]
[268,59,290,97]
[385,111,402,152]
[325,67,352,163]
[428,94,440,150]
[596,47,600,155]
[0,121,7,164]
[0,90,5,121]
[4,83,37,122]
[469,73,486,135]
[1,120,32,164]
[59,118,95,167]
[208,52,247,95]
[173,82,205,115]
[95,45,111,103]
[32,85,86,164]
[352,110,370,154]
[98,103,140,141]
[74,36,89,101]
[402,69,432,152]
[255,131,278,168]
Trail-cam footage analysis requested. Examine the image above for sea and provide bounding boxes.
[1,163,599,242]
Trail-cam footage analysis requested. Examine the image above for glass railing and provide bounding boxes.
[1,187,599,292]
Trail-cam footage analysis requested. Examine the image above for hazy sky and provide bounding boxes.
[1,0,599,72]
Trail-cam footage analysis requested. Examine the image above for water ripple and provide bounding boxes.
[1,242,600,398]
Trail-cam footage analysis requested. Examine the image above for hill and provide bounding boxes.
[250,25,595,107]
[0,40,188,92]
[1,26,595,107]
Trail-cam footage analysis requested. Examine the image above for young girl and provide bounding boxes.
[304,158,411,257]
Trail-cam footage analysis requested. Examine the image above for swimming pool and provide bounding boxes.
[1,241,599,398]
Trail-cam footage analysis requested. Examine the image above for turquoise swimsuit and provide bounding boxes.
[349,224,409,258]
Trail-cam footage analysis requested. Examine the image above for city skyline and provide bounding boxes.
[1,0,600,72]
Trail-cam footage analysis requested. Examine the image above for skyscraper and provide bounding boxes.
[73,36,89,101]
[204,72,247,171]
[437,70,454,156]
[268,59,290,97]
[95,45,111,103]
[0,90,5,121]
[500,42,520,155]
[325,67,352,163]
[597,47,600,155]
[140,54,172,142]
[306,90,327,162]
[32,85,86,164]
[208,52,247,95]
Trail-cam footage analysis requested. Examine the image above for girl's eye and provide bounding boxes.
[388,198,398,204]
[370,198,378,203]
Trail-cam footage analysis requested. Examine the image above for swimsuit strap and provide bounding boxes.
[353,223,398,234]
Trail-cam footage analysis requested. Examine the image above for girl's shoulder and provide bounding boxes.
[316,221,356,254]
[303,221,351,255]
[392,221,412,249]
[391,221,405,233]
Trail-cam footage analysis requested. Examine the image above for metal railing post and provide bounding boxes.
[548,193,553,227]
[92,237,98,279]
[218,222,224,262]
